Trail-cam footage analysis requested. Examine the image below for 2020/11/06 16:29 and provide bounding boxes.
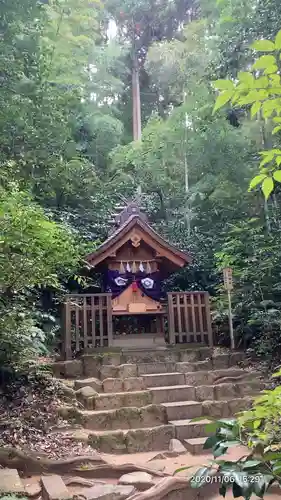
[192,474,263,484]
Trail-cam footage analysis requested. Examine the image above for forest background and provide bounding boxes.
[1,0,281,369]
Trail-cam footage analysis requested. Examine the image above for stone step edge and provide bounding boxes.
[184,437,210,455]
[169,418,212,427]
[85,424,174,437]
[59,396,253,417]
[74,368,259,386]
[148,380,263,393]
[77,380,260,397]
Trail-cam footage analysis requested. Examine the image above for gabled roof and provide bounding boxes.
[86,214,192,269]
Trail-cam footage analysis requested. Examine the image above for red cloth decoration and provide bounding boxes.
[131,281,138,292]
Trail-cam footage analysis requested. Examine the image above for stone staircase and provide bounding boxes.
[54,347,264,456]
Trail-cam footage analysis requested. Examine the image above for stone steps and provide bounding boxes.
[74,367,260,393]
[163,397,253,420]
[53,348,265,456]
[60,404,167,431]
[149,385,196,404]
[184,437,208,455]
[94,390,152,411]
[87,425,175,454]
[59,396,253,432]
[142,372,186,387]
[74,380,263,410]
[53,349,245,379]
[97,356,246,380]
[169,419,212,441]
[162,400,204,420]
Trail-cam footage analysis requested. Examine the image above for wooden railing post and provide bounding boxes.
[107,294,113,346]
[62,299,72,360]
[167,293,175,345]
[205,292,213,347]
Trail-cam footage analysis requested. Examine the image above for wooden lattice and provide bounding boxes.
[167,292,213,346]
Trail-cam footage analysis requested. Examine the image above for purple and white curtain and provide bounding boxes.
[103,270,163,301]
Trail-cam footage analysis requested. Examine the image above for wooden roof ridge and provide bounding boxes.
[86,214,192,266]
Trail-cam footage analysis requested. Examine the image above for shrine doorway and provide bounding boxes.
[111,313,166,348]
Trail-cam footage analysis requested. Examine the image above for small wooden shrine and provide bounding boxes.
[62,202,212,358]
[87,202,191,317]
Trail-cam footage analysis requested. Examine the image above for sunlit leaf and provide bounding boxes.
[260,151,275,166]
[213,90,234,113]
[212,79,234,90]
[249,174,266,191]
[251,101,261,118]
[174,466,194,475]
[273,170,281,182]
[238,72,254,87]
[251,40,275,52]
[272,126,281,135]
[252,55,276,70]
[264,64,278,75]
[261,177,274,199]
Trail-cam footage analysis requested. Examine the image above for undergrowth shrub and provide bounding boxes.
[0,185,83,375]
[183,370,281,499]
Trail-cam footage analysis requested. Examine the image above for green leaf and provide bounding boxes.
[190,467,212,488]
[264,64,278,75]
[217,419,238,427]
[251,40,275,52]
[273,170,281,182]
[253,419,262,429]
[238,72,254,87]
[242,460,262,469]
[174,466,194,475]
[251,101,261,118]
[252,55,276,70]
[270,74,280,86]
[213,445,228,457]
[238,89,268,105]
[213,79,234,90]
[205,422,220,433]
[272,461,281,473]
[273,126,281,135]
[221,440,241,447]
[254,76,269,88]
[232,471,248,488]
[262,99,279,118]
[219,484,227,497]
[249,174,266,190]
[262,177,274,199]
[260,150,275,166]
[275,30,281,50]
[233,481,243,498]
[203,435,219,449]
[253,476,266,498]
[276,156,281,167]
[213,90,234,113]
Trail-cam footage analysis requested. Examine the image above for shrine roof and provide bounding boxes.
[86,214,192,269]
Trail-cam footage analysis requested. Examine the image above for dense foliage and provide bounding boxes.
[1,0,281,370]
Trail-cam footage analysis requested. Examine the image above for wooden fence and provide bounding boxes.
[167,292,213,346]
[62,291,213,359]
[62,294,112,359]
